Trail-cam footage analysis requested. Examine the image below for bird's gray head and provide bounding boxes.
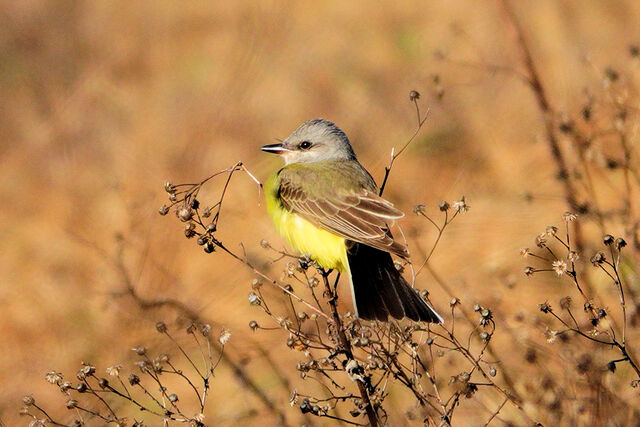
[261,119,356,165]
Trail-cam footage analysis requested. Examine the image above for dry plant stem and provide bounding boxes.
[500,0,587,256]
[379,99,429,197]
[321,270,379,427]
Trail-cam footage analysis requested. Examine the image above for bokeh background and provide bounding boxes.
[2,1,640,425]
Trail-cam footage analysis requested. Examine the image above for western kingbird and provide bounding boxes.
[261,119,442,323]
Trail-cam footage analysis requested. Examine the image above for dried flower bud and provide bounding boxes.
[568,251,579,262]
[164,181,174,193]
[22,395,35,406]
[520,248,530,257]
[186,323,196,334]
[603,234,614,246]
[283,284,294,294]
[559,296,572,310]
[158,205,169,216]
[248,292,261,306]
[75,383,87,393]
[202,206,211,218]
[197,237,206,246]
[409,90,420,101]
[98,378,109,389]
[200,324,211,337]
[590,252,606,265]
[128,374,140,386]
[81,365,96,376]
[132,346,146,356]
[413,204,426,215]
[562,212,577,222]
[204,242,215,253]
[453,197,469,213]
[539,302,552,313]
[439,201,450,212]
[260,239,270,248]
[184,222,196,238]
[249,320,259,331]
[176,205,193,222]
[155,322,167,333]
[616,238,627,250]
[606,361,616,373]
[168,394,179,403]
[524,266,535,276]
[66,399,78,409]
[449,297,460,307]
[489,367,497,377]
[218,328,231,345]
[189,198,200,209]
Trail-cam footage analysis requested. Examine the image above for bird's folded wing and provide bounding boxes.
[278,177,410,258]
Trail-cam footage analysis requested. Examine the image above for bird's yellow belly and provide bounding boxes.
[266,190,347,271]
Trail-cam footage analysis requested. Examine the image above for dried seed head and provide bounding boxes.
[248,292,261,305]
[562,212,577,222]
[200,324,211,337]
[552,260,567,276]
[203,242,215,253]
[81,365,96,376]
[98,378,109,389]
[453,197,469,213]
[66,399,78,409]
[520,248,530,257]
[603,234,614,246]
[606,361,616,373]
[616,238,627,250]
[218,328,231,345]
[176,205,193,222]
[45,371,63,384]
[439,201,450,212]
[155,322,167,333]
[568,251,579,262]
[590,251,606,265]
[413,204,426,215]
[546,226,558,236]
[128,374,140,386]
[158,205,169,216]
[409,90,420,101]
[559,296,572,310]
[22,395,35,406]
[449,297,460,307]
[132,346,146,356]
[249,320,259,331]
[75,383,87,393]
[524,266,535,276]
[168,394,179,403]
[164,181,174,193]
[186,323,197,334]
[539,302,552,313]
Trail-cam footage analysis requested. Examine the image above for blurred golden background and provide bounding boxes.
[2,1,640,425]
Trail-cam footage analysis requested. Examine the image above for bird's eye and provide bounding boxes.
[299,141,312,150]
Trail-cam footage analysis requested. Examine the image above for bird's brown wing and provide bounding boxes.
[278,174,409,258]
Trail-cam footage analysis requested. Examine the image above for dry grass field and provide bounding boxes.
[2,1,640,425]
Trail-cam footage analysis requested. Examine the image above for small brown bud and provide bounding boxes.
[66,399,78,409]
[155,321,167,333]
[249,320,259,330]
[98,378,109,389]
[132,346,146,356]
[168,394,179,403]
[128,374,140,386]
[539,302,552,313]
[200,324,211,337]
[158,205,169,216]
[439,201,450,212]
[603,234,614,245]
[616,238,627,250]
[22,395,35,406]
[524,266,535,276]
[204,242,215,253]
[409,90,420,101]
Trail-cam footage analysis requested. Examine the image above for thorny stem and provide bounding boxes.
[321,270,379,427]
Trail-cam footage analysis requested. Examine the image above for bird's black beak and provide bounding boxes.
[261,143,291,154]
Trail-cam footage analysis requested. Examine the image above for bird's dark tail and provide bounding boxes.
[346,243,443,323]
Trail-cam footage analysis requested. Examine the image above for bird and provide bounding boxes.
[261,118,442,323]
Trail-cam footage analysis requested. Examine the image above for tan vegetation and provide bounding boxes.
[2,1,640,425]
